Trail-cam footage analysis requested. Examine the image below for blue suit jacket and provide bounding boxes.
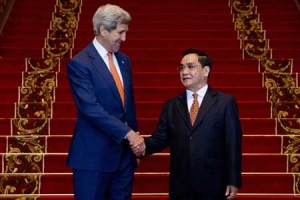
[66,42,138,172]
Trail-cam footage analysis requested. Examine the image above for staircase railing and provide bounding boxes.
[0,0,15,35]
[295,0,300,12]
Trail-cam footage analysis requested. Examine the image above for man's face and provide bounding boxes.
[102,23,128,52]
[179,53,209,92]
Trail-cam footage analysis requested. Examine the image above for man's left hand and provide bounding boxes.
[225,185,238,199]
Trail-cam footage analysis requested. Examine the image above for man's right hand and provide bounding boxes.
[126,130,145,157]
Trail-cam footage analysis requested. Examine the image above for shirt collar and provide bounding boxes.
[92,37,109,59]
[186,84,208,99]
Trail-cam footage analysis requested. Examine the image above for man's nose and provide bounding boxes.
[121,33,126,41]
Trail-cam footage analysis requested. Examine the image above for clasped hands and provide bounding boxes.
[126,130,145,157]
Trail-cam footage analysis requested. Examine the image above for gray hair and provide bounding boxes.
[92,4,131,35]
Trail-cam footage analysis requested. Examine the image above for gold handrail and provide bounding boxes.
[0,0,16,36]
[295,0,300,12]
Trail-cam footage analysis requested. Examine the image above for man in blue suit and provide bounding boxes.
[134,49,242,200]
[66,4,144,200]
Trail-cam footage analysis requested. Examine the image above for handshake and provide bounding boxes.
[126,130,146,157]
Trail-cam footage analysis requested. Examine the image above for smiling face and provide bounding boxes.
[98,23,128,52]
[179,53,210,92]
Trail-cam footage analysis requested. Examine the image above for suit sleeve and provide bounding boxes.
[225,96,242,188]
[145,102,170,155]
[67,59,132,144]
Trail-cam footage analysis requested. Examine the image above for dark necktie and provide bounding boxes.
[190,93,199,126]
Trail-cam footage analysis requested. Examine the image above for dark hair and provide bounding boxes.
[183,49,213,70]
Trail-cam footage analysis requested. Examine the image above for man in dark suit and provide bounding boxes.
[134,49,242,200]
[66,4,144,200]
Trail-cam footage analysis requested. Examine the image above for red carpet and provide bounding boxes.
[0,0,300,199]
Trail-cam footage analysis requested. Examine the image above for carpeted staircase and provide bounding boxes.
[0,0,300,199]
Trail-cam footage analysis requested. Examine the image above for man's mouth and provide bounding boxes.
[182,77,191,81]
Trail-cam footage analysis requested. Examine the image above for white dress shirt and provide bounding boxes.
[186,84,208,112]
[92,37,124,85]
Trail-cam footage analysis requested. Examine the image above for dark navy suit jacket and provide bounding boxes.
[66,42,138,172]
[145,87,242,197]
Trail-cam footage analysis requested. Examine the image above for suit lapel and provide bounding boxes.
[115,53,129,109]
[193,87,218,128]
[176,92,193,130]
[87,43,124,109]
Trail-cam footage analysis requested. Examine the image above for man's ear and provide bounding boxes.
[99,25,108,36]
[204,66,210,77]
